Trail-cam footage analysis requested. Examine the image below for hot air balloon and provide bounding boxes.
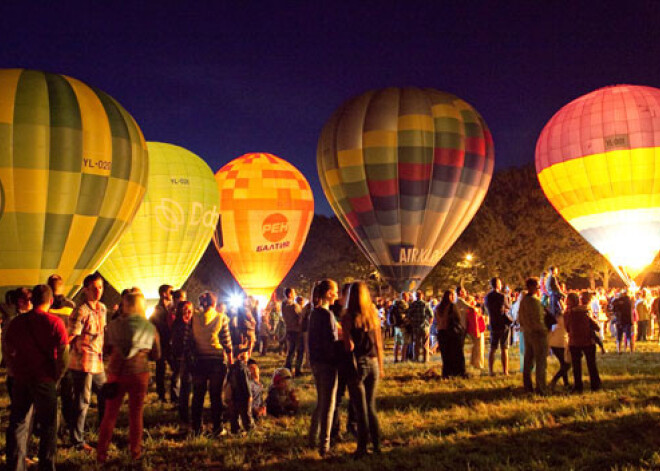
[99,142,219,301]
[317,87,494,292]
[0,69,148,298]
[214,153,314,301]
[536,84,660,285]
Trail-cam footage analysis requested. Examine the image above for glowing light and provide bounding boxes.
[145,305,156,319]
[465,253,473,262]
[229,293,244,310]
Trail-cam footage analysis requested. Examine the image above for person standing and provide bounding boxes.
[282,288,304,377]
[564,292,601,392]
[635,289,651,342]
[434,290,466,378]
[96,292,160,463]
[548,308,570,391]
[612,289,634,353]
[387,292,410,363]
[68,273,107,451]
[546,266,565,318]
[308,279,339,458]
[407,290,433,363]
[149,284,174,403]
[465,297,486,370]
[5,284,69,471]
[171,300,194,424]
[517,277,548,394]
[484,278,511,376]
[190,292,233,436]
[341,281,384,457]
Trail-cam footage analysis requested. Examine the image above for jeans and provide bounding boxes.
[229,399,254,433]
[58,371,74,434]
[550,346,570,387]
[616,323,633,348]
[97,372,149,461]
[175,358,193,423]
[6,380,58,471]
[348,356,380,452]
[522,331,547,393]
[70,370,106,447]
[570,345,601,392]
[549,293,563,317]
[637,320,649,341]
[285,331,304,373]
[413,327,430,362]
[309,362,338,453]
[191,358,227,435]
[155,354,176,402]
[332,355,356,438]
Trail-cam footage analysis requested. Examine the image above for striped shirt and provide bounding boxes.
[68,301,106,374]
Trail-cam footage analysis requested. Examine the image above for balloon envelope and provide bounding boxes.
[214,153,314,299]
[536,85,660,283]
[317,87,494,291]
[0,69,148,297]
[99,142,220,300]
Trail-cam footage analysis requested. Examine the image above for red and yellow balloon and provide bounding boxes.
[536,84,660,283]
[214,153,314,300]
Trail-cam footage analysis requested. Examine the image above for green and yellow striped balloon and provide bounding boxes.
[99,142,220,300]
[0,69,148,297]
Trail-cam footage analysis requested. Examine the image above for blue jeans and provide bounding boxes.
[285,331,304,373]
[70,370,106,447]
[6,380,58,471]
[348,356,381,452]
[309,362,338,453]
[191,358,227,435]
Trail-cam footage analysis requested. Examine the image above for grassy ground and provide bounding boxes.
[3,337,660,470]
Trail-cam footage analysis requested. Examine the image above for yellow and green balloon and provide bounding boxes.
[100,142,220,300]
[0,69,148,297]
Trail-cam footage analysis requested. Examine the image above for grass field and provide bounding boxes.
[2,337,660,470]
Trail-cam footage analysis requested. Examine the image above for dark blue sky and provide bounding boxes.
[1,1,659,215]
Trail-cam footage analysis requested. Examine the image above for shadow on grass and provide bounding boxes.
[248,412,660,471]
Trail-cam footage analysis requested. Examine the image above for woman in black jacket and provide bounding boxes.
[307,279,339,457]
[435,290,466,378]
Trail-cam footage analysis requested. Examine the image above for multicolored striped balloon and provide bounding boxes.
[318,87,494,292]
[0,69,148,297]
[215,153,314,300]
[536,85,660,283]
[99,142,219,300]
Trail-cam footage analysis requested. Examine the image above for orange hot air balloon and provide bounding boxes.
[214,153,314,300]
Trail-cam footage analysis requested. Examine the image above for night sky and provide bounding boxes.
[2,1,659,215]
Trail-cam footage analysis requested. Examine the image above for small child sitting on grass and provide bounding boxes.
[266,368,299,417]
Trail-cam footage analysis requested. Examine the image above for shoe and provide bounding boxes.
[76,442,95,453]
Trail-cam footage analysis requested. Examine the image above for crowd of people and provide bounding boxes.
[0,265,656,468]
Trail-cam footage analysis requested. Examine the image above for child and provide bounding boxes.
[266,368,299,417]
[225,350,253,434]
[247,359,266,420]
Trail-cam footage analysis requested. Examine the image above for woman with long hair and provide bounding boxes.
[97,292,160,463]
[434,290,466,378]
[341,281,384,457]
[307,279,339,457]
